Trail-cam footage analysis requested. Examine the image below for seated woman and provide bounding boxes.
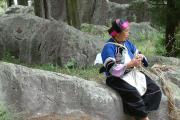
[100,19,162,120]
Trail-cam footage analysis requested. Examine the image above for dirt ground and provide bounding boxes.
[27,114,92,120]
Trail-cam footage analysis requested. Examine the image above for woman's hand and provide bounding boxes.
[126,57,142,68]
[135,54,144,61]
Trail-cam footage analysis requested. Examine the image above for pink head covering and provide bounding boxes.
[109,19,129,37]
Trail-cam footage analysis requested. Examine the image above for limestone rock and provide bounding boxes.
[0,62,177,120]
[0,14,103,67]
[0,62,124,120]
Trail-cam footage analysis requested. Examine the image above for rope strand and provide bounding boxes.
[139,65,180,120]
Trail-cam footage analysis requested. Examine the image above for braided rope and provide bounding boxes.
[139,65,180,120]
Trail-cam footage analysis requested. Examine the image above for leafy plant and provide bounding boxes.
[0,0,6,15]
[0,103,12,120]
[64,58,77,69]
[1,52,20,64]
[175,25,180,57]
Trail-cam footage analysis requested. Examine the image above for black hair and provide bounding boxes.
[108,19,126,35]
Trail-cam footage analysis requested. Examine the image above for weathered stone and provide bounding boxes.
[3,1,150,27]
[78,0,109,25]
[0,62,179,120]
[0,62,125,120]
[44,0,109,25]
[107,2,131,22]
[46,0,67,21]
[129,22,159,41]
[0,14,103,67]
[147,56,180,67]
[5,5,34,15]
[109,0,134,4]
[107,1,150,23]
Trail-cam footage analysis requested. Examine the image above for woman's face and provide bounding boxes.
[114,27,129,43]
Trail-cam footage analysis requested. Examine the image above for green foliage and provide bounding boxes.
[81,23,166,56]
[58,66,105,82]
[1,52,20,64]
[27,64,104,82]
[64,58,77,69]
[129,0,149,22]
[0,102,25,120]
[175,25,180,57]
[80,23,109,40]
[129,30,166,56]
[155,37,166,55]
[149,1,167,27]
[0,0,6,15]
[31,63,59,72]
[0,103,12,120]
[149,0,180,56]
[0,51,104,81]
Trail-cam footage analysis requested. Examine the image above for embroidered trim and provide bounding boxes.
[144,90,161,96]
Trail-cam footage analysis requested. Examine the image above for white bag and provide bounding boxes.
[121,68,147,96]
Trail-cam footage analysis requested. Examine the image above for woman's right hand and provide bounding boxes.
[127,58,142,68]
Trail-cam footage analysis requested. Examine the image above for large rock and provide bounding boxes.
[109,0,134,4]
[45,0,109,25]
[45,0,150,25]
[107,1,150,23]
[129,22,160,41]
[147,56,180,67]
[5,5,34,15]
[4,1,150,27]
[107,2,131,23]
[78,0,109,25]
[0,62,178,120]
[0,14,103,67]
[46,0,67,21]
[0,62,124,120]
[147,56,180,110]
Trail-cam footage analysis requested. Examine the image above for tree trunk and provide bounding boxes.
[7,0,14,7]
[34,0,48,18]
[66,0,80,29]
[165,0,178,56]
[17,0,28,6]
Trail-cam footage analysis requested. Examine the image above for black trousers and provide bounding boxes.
[106,73,162,118]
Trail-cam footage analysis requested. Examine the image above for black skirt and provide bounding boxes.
[106,73,162,119]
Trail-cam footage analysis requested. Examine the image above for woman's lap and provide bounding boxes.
[106,74,162,118]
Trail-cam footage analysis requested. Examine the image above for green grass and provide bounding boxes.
[0,23,167,82]
[175,25,180,57]
[81,23,166,56]
[0,103,13,120]
[1,52,21,64]
[0,52,105,82]
[129,31,166,56]
[0,22,168,83]
[0,0,6,15]
[29,63,105,82]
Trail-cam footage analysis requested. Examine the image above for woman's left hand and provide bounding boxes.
[135,54,144,61]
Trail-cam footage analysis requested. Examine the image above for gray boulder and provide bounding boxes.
[44,0,150,26]
[109,0,134,4]
[5,5,34,15]
[0,61,178,120]
[107,1,150,23]
[0,14,103,67]
[78,0,109,25]
[0,62,124,120]
[129,22,159,41]
[107,2,130,22]
[44,0,109,25]
[147,56,180,67]
[45,0,67,21]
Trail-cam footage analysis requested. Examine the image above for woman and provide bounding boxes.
[101,19,162,120]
